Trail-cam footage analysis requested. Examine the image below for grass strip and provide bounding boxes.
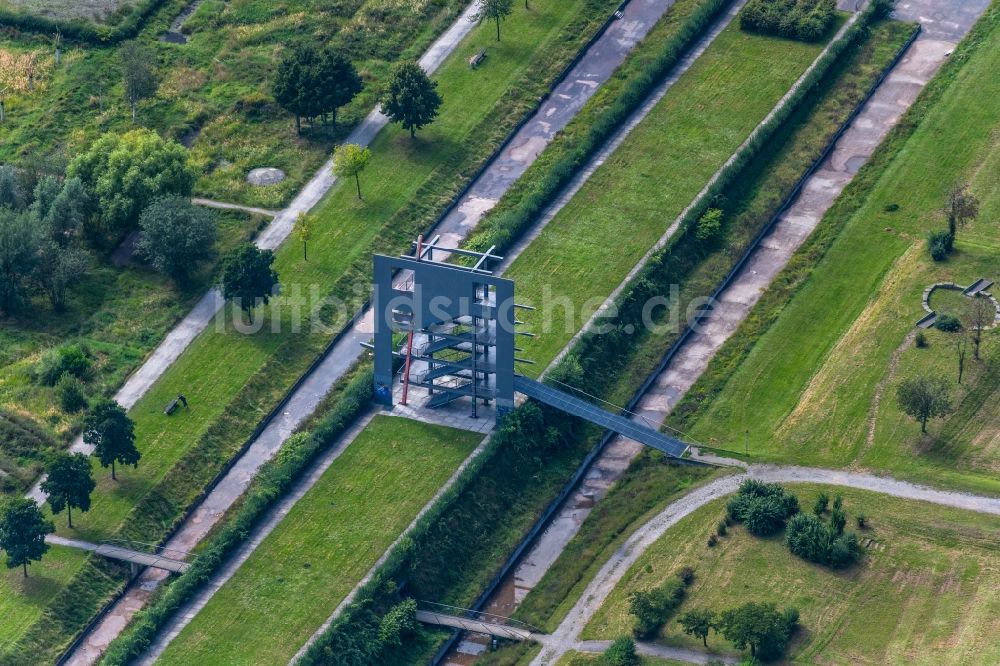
[154,415,482,665]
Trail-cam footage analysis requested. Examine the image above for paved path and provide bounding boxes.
[191,197,279,217]
[466,0,993,659]
[86,0,735,663]
[531,464,1000,665]
[46,536,190,574]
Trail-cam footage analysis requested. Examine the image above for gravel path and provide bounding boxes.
[191,197,279,217]
[531,464,1000,665]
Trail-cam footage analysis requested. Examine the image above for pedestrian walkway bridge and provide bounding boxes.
[513,375,690,459]
[416,602,538,641]
[47,535,191,574]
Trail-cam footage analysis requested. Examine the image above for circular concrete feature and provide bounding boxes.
[247,167,286,186]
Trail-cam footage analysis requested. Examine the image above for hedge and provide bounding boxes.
[740,0,837,42]
[0,0,185,44]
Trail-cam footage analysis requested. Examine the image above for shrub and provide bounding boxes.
[915,331,928,348]
[883,202,900,212]
[830,508,846,534]
[602,636,639,666]
[34,344,92,386]
[695,208,724,244]
[718,601,799,661]
[813,491,828,515]
[678,566,696,585]
[927,229,951,261]
[56,375,88,413]
[708,534,718,547]
[629,577,686,638]
[717,520,728,536]
[856,514,867,529]
[740,0,836,42]
[935,313,961,332]
[727,480,799,536]
[785,513,860,568]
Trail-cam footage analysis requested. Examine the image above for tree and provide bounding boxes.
[35,242,89,310]
[896,375,952,433]
[964,295,993,360]
[294,212,315,261]
[0,207,41,314]
[221,244,279,321]
[944,185,979,249]
[83,399,140,480]
[0,165,24,209]
[120,40,157,123]
[718,602,798,660]
[602,636,639,666]
[333,144,372,200]
[43,177,90,243]
[68,129,195,240]
[955,334,968,385]
[473,0,514,41]
[0,497,53,577]
[628,577,685,638]
[678,609,716,648]
[41,453,95,528]
[137,195,218,282]
[380,61,442,138]
[812,491,828,516]
[316,48,362,126]
[726,479,799,537]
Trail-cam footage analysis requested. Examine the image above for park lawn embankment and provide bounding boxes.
[507,20,829,369]
[585,485,1000,664]
[0,0,470,206]
[154,415,481,665]
[1,1,617,660]
[0,546,90,651]
[673,2,1000,494]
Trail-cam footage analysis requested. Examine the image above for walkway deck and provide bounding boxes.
[416,610,535,642]
[47,536,190,574]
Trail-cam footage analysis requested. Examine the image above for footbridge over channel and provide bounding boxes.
[47,535,191,574]
[512,375,692,460]
[415,603,539,641]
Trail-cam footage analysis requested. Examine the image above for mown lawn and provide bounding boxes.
[679,7,1000,494]
[155,415,482,665]
[586,485,1000,665]
[506,21,830,369]
[0,546,90,652]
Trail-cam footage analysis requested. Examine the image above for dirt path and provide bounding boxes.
[864,330,916,453]
[531,463,1000,665]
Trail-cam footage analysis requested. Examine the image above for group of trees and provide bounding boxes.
[273,45,363,134]
[0,166,91,314]
[725,480,800,537]
[0,399,139,576]
[677,602,800,660]
[628,567,694,638]
[785,493,861,568]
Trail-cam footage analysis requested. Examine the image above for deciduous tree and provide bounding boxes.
[294,212,315,261]
[944,185,979,250]
[137,195,218,282]
[221,244,279,321]
[120,40,157,123]
[0,497,53,577]
[896,375,952,433]
[83,399,140,480]
[0,207,41,314]
[473,0,514,41]
[380,62,441,138]
[964,295,993,360]
[678,609,716,647]
[718,602,798,660]
[41,453,95,528]
[333,144,371,199]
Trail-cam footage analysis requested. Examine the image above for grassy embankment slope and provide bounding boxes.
[155,415,482,666]
[586,485,1000,664]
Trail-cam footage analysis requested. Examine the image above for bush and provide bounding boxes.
[727,479,799,536]
[678,566,696,585]
[34,344,92,386]
[785,513,860,568]
[830,507,846,534]
[935,314,961,332]
[56,375,88,413]
[695,208,724,244]
[629,577,686,638]
[856,514,867,529]
[708,534,718,547]
[813,491,828,515]
[740,0,836,42]
[716,520,728,536]
[914,331,928,348]
[927,229,952,261]
[602,636,639,666]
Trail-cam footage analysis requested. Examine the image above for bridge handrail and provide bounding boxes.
[101,538,192,560]
[416,600,541,634]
